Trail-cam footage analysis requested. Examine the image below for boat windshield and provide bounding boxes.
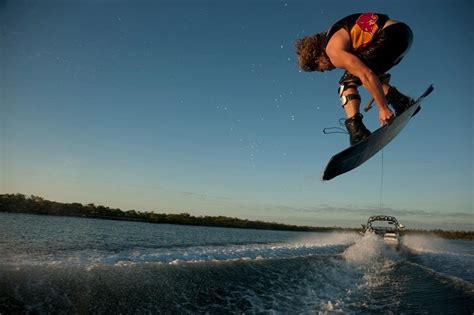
[366,216,400,232]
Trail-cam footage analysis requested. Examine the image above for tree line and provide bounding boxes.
[0,194,344,232]
[1,193,472,239]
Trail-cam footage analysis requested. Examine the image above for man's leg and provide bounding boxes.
[359,23,417,116]
[341,86,360,118]
[386,86,417,116]
[338,80,371,145]
[358,78,416,117]
[338,72,363,118]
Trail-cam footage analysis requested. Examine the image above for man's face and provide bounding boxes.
[314,58,334,72]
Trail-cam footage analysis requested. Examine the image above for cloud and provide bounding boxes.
[166,190,473,229]
[177,191,234,203]
[250,203,473,220]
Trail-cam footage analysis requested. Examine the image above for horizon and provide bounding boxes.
[1,1,473,231]
[3,193,474,233]
[2,192,472,232]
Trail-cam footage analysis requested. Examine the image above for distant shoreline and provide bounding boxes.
[1,194,473,240]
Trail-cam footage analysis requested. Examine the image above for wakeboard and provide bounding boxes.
[322,85,434,181]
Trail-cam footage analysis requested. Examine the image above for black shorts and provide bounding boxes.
[339,22,413,85]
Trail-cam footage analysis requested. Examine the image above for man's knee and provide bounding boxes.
[338,84,361,108]
[339,71,362,86]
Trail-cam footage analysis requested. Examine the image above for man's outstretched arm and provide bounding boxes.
[326,34,394,126]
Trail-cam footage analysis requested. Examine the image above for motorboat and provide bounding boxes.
[361,215,405,247]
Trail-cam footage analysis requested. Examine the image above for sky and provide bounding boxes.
[1,0,472,230]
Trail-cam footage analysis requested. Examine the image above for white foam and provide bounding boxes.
[319,300,344,314]
[292,232,360,248]
[343,233,386,265]
[402,234,459,254]
[340,233,404,291]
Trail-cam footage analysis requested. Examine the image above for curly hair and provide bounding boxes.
[295,32,327,72]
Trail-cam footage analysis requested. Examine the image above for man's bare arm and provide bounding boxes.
[326,32,394,125]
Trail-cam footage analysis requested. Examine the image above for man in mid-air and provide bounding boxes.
[296,12,416,145]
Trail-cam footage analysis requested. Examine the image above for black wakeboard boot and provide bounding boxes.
[386,86,419,117]
[345,113,371,146]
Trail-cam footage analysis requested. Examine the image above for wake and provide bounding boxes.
[2,232,359,269]
[402,234,474,285]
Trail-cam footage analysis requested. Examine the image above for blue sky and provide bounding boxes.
[1,0,472,230]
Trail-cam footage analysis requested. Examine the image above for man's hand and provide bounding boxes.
[326,28,396,128]
[379,106,394,126]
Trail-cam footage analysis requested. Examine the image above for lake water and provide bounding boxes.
[1,213,473,313]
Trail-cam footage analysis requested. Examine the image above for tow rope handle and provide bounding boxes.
[364,98,375,112]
